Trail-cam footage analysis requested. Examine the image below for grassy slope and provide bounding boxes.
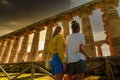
[0,73,53,80]
[0,73,120,80]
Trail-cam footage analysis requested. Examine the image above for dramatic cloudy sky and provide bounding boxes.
[0,0,71,36]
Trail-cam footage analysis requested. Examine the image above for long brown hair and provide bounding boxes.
[52,26,62,38]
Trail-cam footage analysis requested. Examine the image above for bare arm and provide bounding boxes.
[79,44,90,58]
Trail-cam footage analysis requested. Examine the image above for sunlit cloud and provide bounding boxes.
[117,7,120,16]
[101,44,111,56]
[71,0,92,8]
[0,21,31,36]
[70,0,76,3]
[0,29,13,36]
[0,0,71,36]
[0,21,31,30]
[93,31,106,41]
[1,0,12,6]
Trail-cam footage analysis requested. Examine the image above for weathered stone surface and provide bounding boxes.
[17,32,30,62]
[61,15,71,38]
[1,39,14,63]
[81,13,96,57]
[43,24,53,60]
[0,41,7,62]
[28,27,41,61]
[102,4,120,55]
[9,36,21,63]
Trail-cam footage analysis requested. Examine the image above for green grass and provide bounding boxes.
[0,73,120,80]
[0,73,53,80]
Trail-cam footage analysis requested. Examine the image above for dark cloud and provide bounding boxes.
[0,0,70,21]
[0,0,71,36]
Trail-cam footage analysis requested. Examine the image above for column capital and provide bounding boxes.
[21,29,34,35]
[2,38,9,41]
[101,1,119,13]
[45,20,57,27]
[59,14,73,21]
[71,9,81,17]
[103,0,119,7]
[34,25,45,32]
[9,35,16,40]
[80,7,93,17]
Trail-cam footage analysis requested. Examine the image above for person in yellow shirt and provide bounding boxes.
[48,26,66,80]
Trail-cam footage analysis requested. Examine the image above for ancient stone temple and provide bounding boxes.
[0,0,120,64]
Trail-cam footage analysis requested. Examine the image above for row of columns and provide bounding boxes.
[0,28,42,63]
[0,0,120,64]
[0,13,96,64]
[81,13,96,57]
[9,36,21,63]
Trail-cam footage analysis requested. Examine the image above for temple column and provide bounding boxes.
[0,41,1,46]
[0,40,7,62]
[28,27,41,61]
[81,13,96,57]
[1,39,14,63]
[61,15,72,38]
[102,4,120,56]
[9,36,21,63]
[43,23,53,60]
[17,32,30,62]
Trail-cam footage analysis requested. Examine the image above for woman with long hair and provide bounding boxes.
[48,26,66,80]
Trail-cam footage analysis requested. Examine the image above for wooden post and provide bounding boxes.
[0,66,11,80]
[31,62,35,80]
[105,57,115,80]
